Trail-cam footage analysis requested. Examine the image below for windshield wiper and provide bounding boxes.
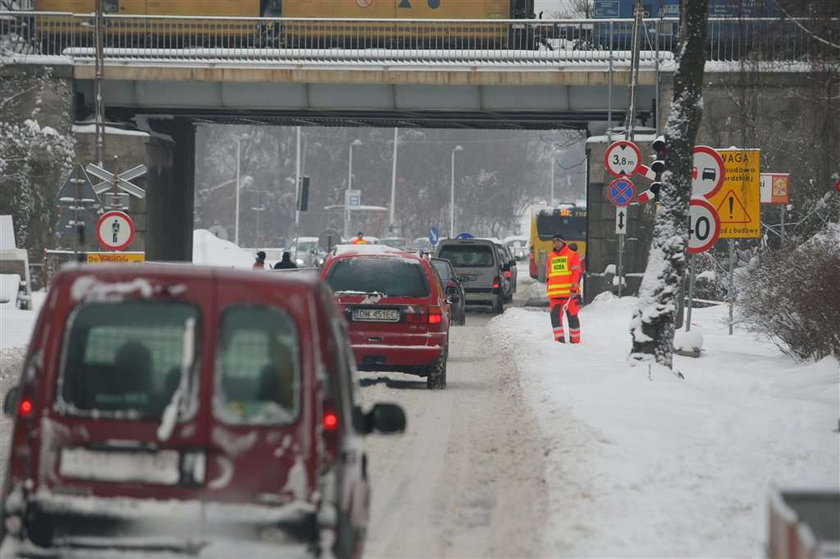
[157,317,195,442]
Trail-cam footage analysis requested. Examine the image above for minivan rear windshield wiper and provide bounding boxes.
[157,317,195,442]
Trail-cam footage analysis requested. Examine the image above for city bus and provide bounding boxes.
[528,204,588,280]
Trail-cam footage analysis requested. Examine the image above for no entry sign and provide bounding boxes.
[607,177,636,207]
[688,198,720,254]
[96,210,136,251]
[604,140,642,178]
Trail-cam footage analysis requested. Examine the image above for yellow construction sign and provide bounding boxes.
[86,252,145,264]
[707,149,761,238]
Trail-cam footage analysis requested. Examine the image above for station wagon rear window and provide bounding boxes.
[215,306,300,425]
[59,301,200,419]
[437,245,495,268]
[326,258,430,297]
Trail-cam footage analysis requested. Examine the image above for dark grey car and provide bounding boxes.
[435,239,504,314]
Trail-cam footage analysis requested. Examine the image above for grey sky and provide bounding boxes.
[533,0,574,18]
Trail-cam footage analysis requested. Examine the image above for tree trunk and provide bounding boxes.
[629,0,709,368]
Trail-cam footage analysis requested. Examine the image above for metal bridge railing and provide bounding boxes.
[0,12,834,66]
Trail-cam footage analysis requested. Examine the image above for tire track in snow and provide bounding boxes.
[362,310,547,558]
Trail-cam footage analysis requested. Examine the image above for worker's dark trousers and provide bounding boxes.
[549,296,581,343]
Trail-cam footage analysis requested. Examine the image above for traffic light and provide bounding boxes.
[638,135,666,204]
[297,176,309,212]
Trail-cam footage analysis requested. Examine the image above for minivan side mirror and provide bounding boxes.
[364,403,406,434]
[3,385,20,417]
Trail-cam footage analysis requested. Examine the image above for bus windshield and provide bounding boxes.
[536,214,587,241]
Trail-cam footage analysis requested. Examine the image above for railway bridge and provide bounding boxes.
[1,12,832,264]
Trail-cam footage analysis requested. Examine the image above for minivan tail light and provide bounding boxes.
[492,277,501,289]
[504,270,512,279]
[323,411,339,432]
[428,306,443,325]
[18,398,33,418]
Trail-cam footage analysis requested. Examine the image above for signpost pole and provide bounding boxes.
[728,239,735,335]
[94,0,105,167]
[780,206,786,247]
[617,233,624,297]
[686,254,695,332]
[607,20,613,141]
[295,126,301,233]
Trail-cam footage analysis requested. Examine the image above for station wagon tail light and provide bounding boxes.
[323,411,339,432]
[404,308,427,324]
[428,307,443,325]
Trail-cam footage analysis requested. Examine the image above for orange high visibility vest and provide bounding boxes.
[546,246,581,299]
[351,238,367,245]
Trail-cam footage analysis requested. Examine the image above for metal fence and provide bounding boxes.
[0,11,835,66]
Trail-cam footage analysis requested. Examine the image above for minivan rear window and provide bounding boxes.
[215,306,300,425]
[326,258,430,297]
[59,301,200,420]
[437,244,495,268]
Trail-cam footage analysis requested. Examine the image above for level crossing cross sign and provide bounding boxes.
[85,162,147,200]
[607,177,636,207]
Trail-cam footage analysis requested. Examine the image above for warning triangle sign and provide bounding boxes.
[715,189,752,223]
[56,164,101,207]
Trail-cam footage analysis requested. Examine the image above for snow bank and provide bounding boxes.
[192,229,253,269]
[490,298,839,557]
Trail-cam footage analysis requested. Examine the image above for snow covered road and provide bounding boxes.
[362,309,548,558]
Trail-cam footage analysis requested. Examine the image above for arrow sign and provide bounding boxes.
[615,207,628,235]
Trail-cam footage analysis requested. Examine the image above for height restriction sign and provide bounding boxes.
[96,210,136,251]
[604,140,642,178]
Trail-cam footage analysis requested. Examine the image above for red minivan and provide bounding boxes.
[320,246,450,389]
[0,264,404,557]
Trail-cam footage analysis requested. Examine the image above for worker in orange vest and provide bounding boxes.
[351,231,368,245]
[546,234,582,343]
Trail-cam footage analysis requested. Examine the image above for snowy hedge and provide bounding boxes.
[738,222,840,361]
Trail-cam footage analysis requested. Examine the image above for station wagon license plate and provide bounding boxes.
[353,308,400,322]
[60,447,180,485]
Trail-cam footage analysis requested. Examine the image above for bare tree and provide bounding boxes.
[629,0,709,369]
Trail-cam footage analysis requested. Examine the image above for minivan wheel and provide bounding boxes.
[25,506,53,548]
[426,351,447,390]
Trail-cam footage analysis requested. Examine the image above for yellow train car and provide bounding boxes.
[34,0,272,48]
[281,0,531,48]
[33,0,536,50]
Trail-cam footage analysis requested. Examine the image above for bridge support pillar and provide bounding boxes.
[144,118,195,262]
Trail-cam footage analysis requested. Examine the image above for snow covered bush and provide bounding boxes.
[738,222,840,361]
[0,64,75,254]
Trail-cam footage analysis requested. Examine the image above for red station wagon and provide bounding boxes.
[0,264,405,557]
[320,247,450,389]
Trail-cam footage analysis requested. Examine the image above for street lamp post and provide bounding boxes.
[345,139,362,239]
[450,145,463,239]
[235,138,241,246]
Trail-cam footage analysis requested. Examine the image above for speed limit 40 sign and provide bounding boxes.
[604,140,642,178]
[688,198,721,254]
